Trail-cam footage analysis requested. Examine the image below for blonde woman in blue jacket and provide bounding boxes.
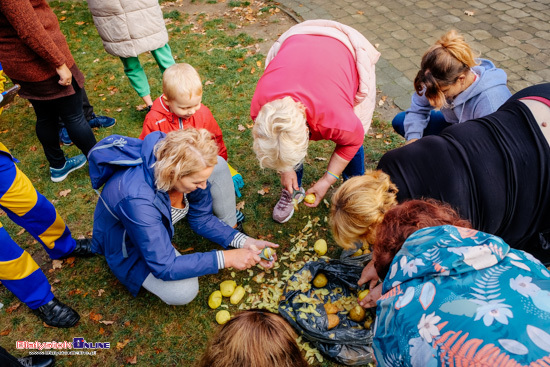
[393,30,511,144]
[89,129,277,305]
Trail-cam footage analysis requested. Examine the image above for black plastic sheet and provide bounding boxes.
[278,255,375,365]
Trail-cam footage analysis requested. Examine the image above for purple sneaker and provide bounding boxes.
[272,188,305,223]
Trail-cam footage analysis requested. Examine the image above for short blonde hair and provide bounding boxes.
[252,97,309,172]
[330,170,398,250]
[153,128,218,191]
[162,63,203,101]
[197,309,308,367]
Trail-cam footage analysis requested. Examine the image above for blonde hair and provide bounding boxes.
[415,30,480,108]
[252,97,309,172]
[162,63,203,101]
[330,170,398,250]
[153,128,218,191]
[197,309,308,367]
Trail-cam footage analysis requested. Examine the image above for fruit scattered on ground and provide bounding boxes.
[364,317,374,329]
[327,314,340,329]
[352,248,363,257]
[208,290,222,309]
[215,310,231,325]
[349,305,366,322]
[230,286,245,305]
[313,273,328,288]
[324,302,339,315]
[220,280,237,297]
[314,239,327,256]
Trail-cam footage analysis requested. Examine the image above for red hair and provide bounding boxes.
[374,199,472,279]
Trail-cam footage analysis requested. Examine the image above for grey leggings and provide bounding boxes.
[209,156,237,227]
[142,250,199,305]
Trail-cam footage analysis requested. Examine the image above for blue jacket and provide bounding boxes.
[404,59,512,140]
[88,132,237,296]
[373,225,550,366]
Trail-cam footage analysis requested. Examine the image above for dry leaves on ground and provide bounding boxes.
[52,260,63,270]
[257,186,270,195]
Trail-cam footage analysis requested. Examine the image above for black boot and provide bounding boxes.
[32,298,80,328]
[17,355,55,367]
[60,238,94,259]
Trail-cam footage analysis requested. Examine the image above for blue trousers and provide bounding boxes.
[392,110,452,138]
[0,147,75,309]
[296,146,365,187]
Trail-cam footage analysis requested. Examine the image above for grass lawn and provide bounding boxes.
[0,1,403,365]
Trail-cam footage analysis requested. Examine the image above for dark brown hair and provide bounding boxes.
[196,309,308,367]
[374,199,472,279]
[414,30,479,108]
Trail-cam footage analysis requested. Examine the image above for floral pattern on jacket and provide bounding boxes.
[373,225,550,366]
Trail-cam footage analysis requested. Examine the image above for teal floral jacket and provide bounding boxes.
[373,225,550,366]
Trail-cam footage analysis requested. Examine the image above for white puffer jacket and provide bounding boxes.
[87,0,169,58]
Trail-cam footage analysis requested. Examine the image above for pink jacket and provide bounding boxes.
[265,20,380,135]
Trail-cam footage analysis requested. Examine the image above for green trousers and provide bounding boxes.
[120,43,175,98]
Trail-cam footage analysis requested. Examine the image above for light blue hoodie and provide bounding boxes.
[403,59,512,140]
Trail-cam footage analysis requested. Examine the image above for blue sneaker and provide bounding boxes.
[59,127,73,146]
[50,154,87,182]
[88,113,116,129]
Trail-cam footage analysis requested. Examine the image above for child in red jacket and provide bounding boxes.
[140,63,245,226]
[140,64,227,158]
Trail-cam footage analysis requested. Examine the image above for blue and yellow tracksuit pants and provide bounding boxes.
[0,143,76,309]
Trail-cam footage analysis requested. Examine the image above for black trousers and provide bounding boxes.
[29,81,96,168]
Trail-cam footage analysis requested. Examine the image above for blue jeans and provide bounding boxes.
[296,146,365,187]
[392,110,452,138]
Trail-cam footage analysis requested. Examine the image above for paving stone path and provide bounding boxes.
[277,0,550,110]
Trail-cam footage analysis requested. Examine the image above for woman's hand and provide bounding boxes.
[223,248,261,270]
[56,63,72,86]
[243,238,279,269]
[359,283,382,308]
[303,176,332,207]
[358,261,382,308]
[280,170,299,194]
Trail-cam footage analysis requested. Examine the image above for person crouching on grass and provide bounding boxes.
[88,128,277,305]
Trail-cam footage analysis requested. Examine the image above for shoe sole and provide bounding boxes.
[273,207,294,224]
[50,160,87,183]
